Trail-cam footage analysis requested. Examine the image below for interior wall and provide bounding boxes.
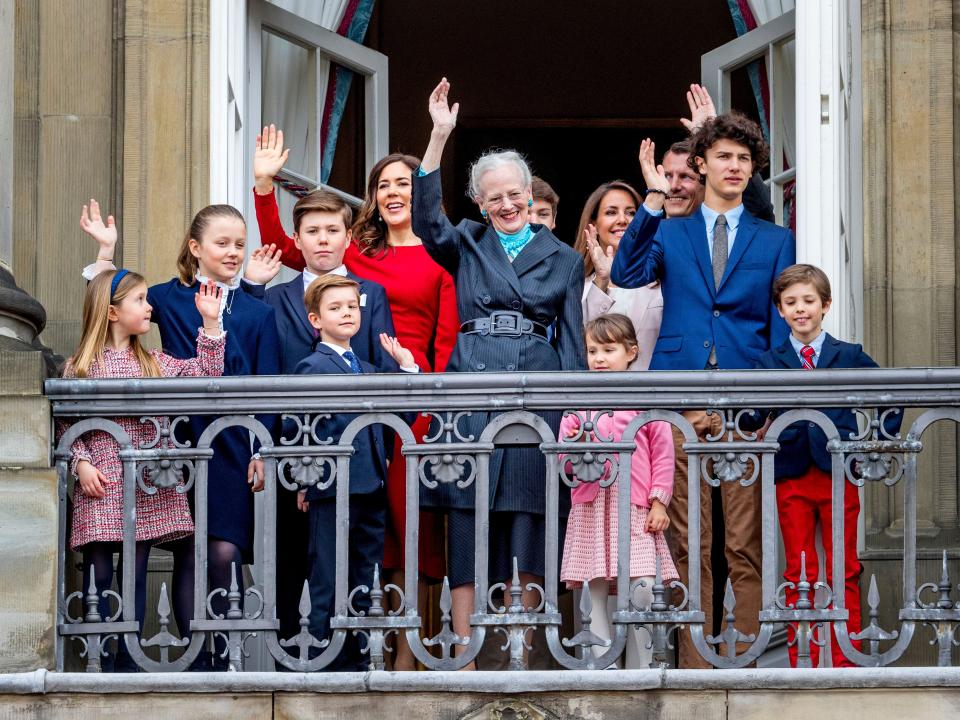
[366,1,746,243]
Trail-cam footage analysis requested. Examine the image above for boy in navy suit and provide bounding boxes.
[294,274,417,670]
[243,189,398,648]
[756,263,898,667]
[244,189,398,373]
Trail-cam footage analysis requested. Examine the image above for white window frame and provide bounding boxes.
[701,4,863,341]
[246,0,388,210]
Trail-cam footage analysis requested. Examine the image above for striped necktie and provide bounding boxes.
[800,345,816,369]
[342,350,362,374]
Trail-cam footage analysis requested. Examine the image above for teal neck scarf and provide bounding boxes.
[495,224,534,260]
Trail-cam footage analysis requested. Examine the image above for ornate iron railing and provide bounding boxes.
[44,368,960,671]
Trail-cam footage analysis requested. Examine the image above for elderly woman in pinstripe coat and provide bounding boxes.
[413,78,586,665]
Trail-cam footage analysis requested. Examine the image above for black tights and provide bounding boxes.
[81,541,152,625]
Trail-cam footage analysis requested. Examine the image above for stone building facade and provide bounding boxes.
[1,0,958,671]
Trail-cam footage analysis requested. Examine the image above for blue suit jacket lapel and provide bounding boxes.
[772,339,803,369]
[281,275,314,339]
[718,211,758,292]
[315,343,352,373]
[682,213,715,297]
[816,333,841,368]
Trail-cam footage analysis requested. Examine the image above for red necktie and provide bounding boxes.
[801,345,816,369]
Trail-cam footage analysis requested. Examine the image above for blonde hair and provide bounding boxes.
[304,274,361,316]
[69,270,161,379]
[176,204,245,285]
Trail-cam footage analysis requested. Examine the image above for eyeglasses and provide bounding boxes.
[483,190,525,210]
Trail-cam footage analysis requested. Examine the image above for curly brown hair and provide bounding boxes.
[352,152,421,257]
[687,112,769,176]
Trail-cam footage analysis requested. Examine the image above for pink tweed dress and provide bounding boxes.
[560,411,679,588]
[59,331,225,549]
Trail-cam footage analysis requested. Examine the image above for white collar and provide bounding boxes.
[195,273,241,291]
[320,341,353,358]
[303,264,348,290]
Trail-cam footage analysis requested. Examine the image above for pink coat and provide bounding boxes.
[559,410,675,507]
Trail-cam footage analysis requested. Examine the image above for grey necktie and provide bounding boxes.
[712,214,728,289]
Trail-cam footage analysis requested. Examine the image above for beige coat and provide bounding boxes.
[581,274,663,370]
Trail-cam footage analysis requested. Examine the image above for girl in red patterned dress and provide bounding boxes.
[559,314,677,668]
[252,127,459,669]
[59,269,225,667]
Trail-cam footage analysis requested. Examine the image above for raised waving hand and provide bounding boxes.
[585,224,615,291]
[421,78,459,173]
[680,83,716,133]
[639,139,670,213]
[254,124,290,195]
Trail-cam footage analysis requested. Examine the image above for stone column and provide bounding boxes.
[118,0,209,288]
[860,0,959,665]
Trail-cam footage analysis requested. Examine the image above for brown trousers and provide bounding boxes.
[668,410,762,668]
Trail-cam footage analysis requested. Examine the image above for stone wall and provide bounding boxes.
[0,352,57,671]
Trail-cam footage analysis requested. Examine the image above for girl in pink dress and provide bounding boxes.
[58,269,225,668]
[559,313,677,668]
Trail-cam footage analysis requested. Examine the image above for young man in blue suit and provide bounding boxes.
[294,274,417,670]
[755,263,898,667]
[610,112,795,667]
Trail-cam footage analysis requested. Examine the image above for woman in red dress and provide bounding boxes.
[253,133,458,669]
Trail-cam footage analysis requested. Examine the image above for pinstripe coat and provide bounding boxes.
[412,170,586,513]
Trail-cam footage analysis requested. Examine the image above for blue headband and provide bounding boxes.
[110,269,130,300]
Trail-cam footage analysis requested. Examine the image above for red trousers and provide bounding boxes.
[777,466,862,667]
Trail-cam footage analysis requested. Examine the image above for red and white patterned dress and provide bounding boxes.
[59,331,225,549]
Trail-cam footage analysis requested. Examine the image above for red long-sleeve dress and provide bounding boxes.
[254,189,458,578]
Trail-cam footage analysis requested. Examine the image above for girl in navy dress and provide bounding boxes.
[82,201,281,667]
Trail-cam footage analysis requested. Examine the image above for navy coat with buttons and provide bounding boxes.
[412,170,586,513]
[610,205,795,370]
[754,333,901,481]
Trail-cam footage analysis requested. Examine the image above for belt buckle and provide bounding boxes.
[489,311,523,337]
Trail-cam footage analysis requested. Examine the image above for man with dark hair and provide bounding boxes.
[611,111,795,668]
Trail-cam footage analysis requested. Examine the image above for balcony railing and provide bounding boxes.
[45,368,960,672]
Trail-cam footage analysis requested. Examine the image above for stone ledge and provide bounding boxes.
[0,667,958,695]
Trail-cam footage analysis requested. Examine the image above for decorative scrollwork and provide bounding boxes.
[421,410,475,443]
[705,579,756,660]
[850,574,899,656]
[701,451,759,487]
[560,410,616,443]
[140,582,188,663]
[850,408,902,442]
[422,577,470,660]
[279,581,329,660]
[279,413,334,446]
[562,582,611,654]
[138,457,194,493]
[418,453,476,489]
[844,451,903,487]
[559,450,619,489]
[278,455,336,491]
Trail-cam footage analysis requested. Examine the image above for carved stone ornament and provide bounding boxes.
[460,699,557,720]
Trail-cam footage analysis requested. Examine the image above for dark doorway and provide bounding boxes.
[366,1,752,241]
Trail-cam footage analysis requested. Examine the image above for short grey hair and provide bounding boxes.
[467,150,533,200]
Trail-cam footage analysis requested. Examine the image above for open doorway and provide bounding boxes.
[365,0,762,243]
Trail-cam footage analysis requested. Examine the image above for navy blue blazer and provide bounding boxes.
[244,273,398,373]
[754,333,901,480]
[293,344,390,501]
[412,170,585,514]
[610,206,795,370]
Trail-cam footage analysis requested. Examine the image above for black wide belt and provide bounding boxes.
[460,311,549,339]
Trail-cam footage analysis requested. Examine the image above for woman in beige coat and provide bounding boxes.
[574,181,662,370]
